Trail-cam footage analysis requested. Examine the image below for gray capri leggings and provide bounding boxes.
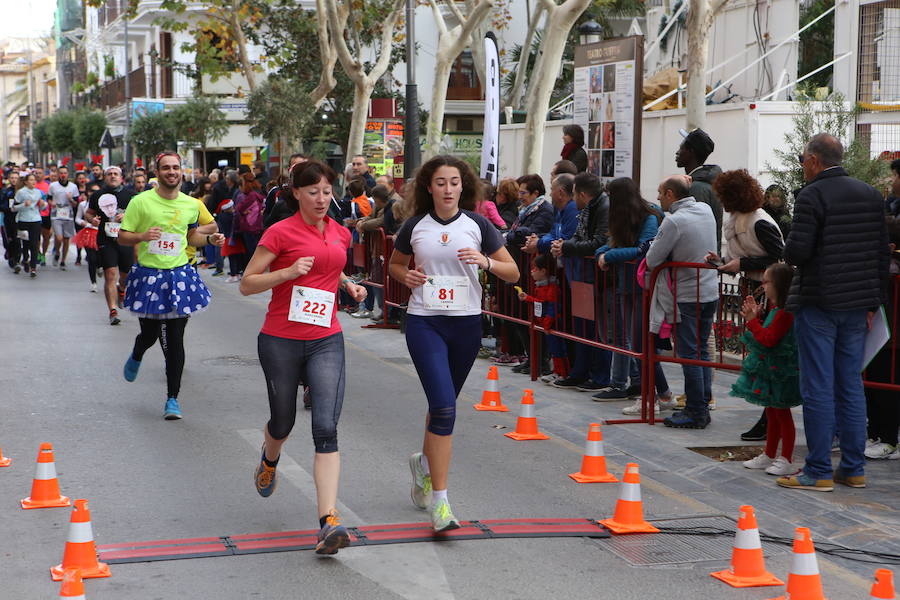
[257,332,346,453]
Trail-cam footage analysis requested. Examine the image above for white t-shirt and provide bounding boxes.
[48,181,78,220]
[394,209,504,317]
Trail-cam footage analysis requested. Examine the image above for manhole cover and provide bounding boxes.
[203,355,261,367]
[603,515,788,566]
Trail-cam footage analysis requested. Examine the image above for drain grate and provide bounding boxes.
[602,515,789,566]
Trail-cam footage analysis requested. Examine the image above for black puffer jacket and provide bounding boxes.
[561,193,609,257]
[784,167,890,311]
[689,164,723,252]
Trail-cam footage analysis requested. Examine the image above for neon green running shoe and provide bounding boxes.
[409,452,432,510]
[431,498,460,533]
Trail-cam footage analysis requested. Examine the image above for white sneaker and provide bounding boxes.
[622,399,660,415]
[90,283,97,293]
[657,393,677,411]
[743,452,775,470]
[765,456,799,476]
[226,275,240,283]
[539,373,561,384]
[350,309,372,319]
[865,441,899,460]
[865,438,880,450]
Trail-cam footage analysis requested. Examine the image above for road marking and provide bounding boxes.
[237,429,455,600]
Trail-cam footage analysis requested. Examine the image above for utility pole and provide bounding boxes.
[402,0,421,181]
[27,44,36,163]
[123,0,132,169]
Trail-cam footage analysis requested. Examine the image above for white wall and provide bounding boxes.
[645,0,800,103]
[498,101,801,200]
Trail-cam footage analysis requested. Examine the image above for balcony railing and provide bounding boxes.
[97,66,147,109]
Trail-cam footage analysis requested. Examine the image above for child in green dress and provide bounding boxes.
[734,263,802,476]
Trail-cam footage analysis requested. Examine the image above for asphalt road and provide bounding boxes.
[0,264,875,599]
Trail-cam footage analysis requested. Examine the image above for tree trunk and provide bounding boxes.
[309,0,340,109]
[521,0,591,174]
[229,6,257,92]
[426,59,454,158]
[346,80,375,159]
[686,0,729,130]
[506,3,544,110]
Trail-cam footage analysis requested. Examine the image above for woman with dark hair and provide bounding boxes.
[236,170,266,261]
[706,169,785,442]
[593,178,672,413]
[239,159,368,555]
[389,155,519,532]
[561,124,588,173]
[494,178,519,228]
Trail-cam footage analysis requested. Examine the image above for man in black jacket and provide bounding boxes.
[550,172,612,394]
[777,133,890,493]
[676,128,723,252]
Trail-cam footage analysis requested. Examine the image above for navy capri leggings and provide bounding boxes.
[258,332,346,453]
[405,314,482,436]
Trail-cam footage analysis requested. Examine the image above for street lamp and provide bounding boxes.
[578,16,604,45]
[403,0,421,181]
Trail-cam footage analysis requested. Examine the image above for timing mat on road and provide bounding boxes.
[97,518,611,564]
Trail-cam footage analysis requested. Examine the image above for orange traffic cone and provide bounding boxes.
[59,568,86,599]
[568,423,618,483]
[51,499,111,581]
[21,443,71,509]
[474,366,509,412]
[0,447,10,467]
[710,505,783,588]
[768,527,827,600]
[599,463,659,534]
[870,569,896,599]
[504,389,549,440]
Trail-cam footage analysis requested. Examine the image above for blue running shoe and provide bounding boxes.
[315,509,351,555]
[123,356,141,382]
[254,445,278,497]
[164,398,182,420]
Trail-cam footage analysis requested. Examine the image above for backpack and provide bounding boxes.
[242,191,264,232]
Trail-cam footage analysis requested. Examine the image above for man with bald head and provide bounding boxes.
[776,133,890,493]
[646,174,719,429]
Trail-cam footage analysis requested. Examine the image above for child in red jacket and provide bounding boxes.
[517,254,569,379]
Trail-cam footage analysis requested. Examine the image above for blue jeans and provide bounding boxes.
[794,306,868,479]
[570,317,612,385]
[257,332,346,453]
[611,292,641,389]
[675,300,718,417]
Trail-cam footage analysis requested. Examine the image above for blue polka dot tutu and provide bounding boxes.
[124,264,212,319]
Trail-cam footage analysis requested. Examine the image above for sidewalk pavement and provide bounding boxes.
[339,310,900,581]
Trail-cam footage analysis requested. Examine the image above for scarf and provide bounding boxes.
[511,196,547,231]
[560,143,579,160]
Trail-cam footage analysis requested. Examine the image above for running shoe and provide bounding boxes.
[577,381,607,393]
[163,398,183,420]
[117,290,125,308]
[38,253,46,266]
[225,275,240,283]
[657,393,678,411]
[91,283,97,293]
[315,509,350,555]
[622,399,661,415]
[13,265,20,274]
[109,309,120,326]
[866,441,899,460]
[551,376,587,389]
[350,309,372,319]
[743,452,774,470]
[409,452,432,510]
[254,445,278,497]
[431,497,460,533]
[53,253,59,266]
[60,263,66,271]
[539,373,561,385]
[30,271,37,278]
[591,386,630,401]
[123,355,141,382]
[765,456,799,476]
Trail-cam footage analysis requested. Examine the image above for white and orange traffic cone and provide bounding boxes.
[474,366,509,412]
[710,505,783,588]
[870,569,896,600]
[504,389,549,440]
[50,499,111,581]
[0,447,10,467]
[568,423,618,483]
[599,463,658,534]
[21,443,70,509]
[768,527,827,600]
[59,568,86,599]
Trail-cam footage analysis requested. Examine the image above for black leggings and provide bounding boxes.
[131,318,188,399]
[85,248,98,284]
[18,221,41,271]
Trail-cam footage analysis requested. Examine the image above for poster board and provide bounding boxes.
[573,36,644,186]
[364,120,404,177]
